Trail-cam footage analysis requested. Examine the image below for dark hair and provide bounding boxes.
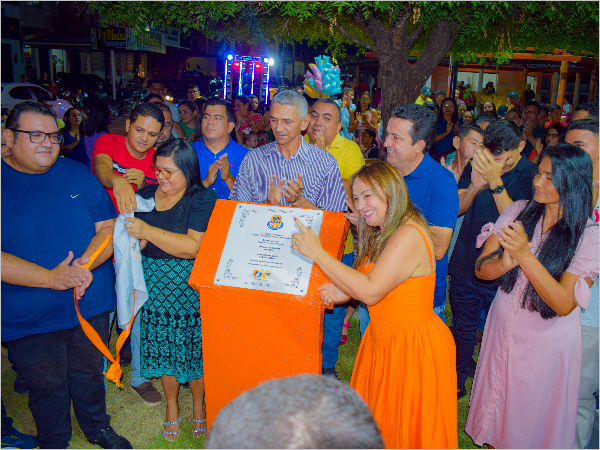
[478,144,593,319]
[356,91,371,114]
[362,128,376,140]
[438,97,458,124]
[573,102,599,121]
[242,131,258,145]
[153,139,202,194]
[155,103,173,123]
[505,108,521,119]
[457,124,484,141]
[84,101,110,137]
[566,119,599,136]
[549,103,562,113]
[524,100,542,114]
[206,375,384,449]
[144,93,166,104]
[129,102,165,131]
[539,104,550,115]
[187,84,200,91]
[62,107,85,134]
[390,104,437,153]
[483,101,498,118]
[475,114,497,128]
[483,119,521,155]
[234,95,249,105]
[546,123,567,142]
[423,101,438,114]
[313,98,342,122]
[194,97,208,114]
[178,100,199,118]
[6,101,56,132]
[148,78,166,88]
[204,98,236,123]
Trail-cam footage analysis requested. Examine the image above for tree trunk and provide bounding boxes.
[372,20,458,128]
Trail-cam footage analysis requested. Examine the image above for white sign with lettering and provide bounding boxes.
[214,203,323,296]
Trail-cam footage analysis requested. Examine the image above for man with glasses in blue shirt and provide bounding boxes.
[1,101,131,449]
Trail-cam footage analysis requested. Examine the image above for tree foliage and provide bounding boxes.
[88,1,599,62]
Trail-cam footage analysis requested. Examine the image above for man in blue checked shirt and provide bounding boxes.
[230,90,347,380]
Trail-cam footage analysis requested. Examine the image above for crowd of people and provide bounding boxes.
[1,73,598,449]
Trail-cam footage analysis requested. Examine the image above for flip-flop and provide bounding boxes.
[340,322,350,345]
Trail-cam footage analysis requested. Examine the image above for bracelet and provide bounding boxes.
[489,185,505,195]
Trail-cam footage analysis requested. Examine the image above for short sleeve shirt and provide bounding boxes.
[136,184,218,260]
[229,139,346,213]
[333,99,356,140]
[433,117,463,159]
[448,156,536,283]
[519,124,546,159]
[92,134,158,211]
[304,133,365,253]
[1,158,117,341]
[192,137,249,200]
[404,154,459,307]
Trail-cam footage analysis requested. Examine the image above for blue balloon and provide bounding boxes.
[307,78,317,90]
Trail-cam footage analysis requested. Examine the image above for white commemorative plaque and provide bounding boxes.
[214,203,323,295]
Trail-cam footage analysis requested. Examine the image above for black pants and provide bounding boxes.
[6,312,111,449]
[449,275,497,390]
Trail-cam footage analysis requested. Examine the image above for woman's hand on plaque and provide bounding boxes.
[291,218,322,260]
[318,283,350,307]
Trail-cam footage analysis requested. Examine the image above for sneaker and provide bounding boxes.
[13,374,28,395]
[131,381,162,406]
[322,367,340,381]
[87,426,132,449]
[1,428,38,449]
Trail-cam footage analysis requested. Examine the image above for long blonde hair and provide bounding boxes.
[350,161,432,265]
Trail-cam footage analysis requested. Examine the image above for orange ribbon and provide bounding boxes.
[73,235,135,388]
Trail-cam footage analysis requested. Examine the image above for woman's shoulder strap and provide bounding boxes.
[406,223,434,272]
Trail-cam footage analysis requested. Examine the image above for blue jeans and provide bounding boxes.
[449,275,497,390]
[322,252,354,369]
[359,302,370,337]
[129,311,149,387]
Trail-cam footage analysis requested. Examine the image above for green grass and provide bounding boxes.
[2,302,481,448]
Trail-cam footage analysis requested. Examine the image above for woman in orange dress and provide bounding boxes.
[292,161,457,449]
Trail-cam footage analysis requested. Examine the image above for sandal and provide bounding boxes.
[340,323,350,345]
[163,416,181,441]
[192,418,207,438]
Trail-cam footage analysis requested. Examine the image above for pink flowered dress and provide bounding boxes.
[465,200,599,449]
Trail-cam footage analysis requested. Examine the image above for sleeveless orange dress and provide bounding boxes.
[350,225,457,449]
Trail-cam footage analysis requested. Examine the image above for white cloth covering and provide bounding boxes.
[113,194,155,329]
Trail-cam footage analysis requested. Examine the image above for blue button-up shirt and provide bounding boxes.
[192,137,249,200]
[229,139,346,212]
[404,153,459,307]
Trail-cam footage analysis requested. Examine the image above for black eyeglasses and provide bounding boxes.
[12,129,62,144]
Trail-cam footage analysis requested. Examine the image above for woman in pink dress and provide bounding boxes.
[466,144,599,449]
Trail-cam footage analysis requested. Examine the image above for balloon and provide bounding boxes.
[304,82,318,98]
[315,79,323,92]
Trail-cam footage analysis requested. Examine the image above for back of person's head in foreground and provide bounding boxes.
[350,161,431,265]
[206,374,384,449]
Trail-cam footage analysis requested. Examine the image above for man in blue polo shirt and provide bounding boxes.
[192,99,249,199]
[358,104,458,331]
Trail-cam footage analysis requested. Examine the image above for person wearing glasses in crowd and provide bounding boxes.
[125,139,217,441]
[1,101,131,449]
[92,102,165,407]
[187,84,201,102]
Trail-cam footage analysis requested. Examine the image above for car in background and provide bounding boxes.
[1,82,73,119]
[54,73,109,95]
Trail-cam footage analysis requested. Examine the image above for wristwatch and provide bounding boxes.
[489,185,505,195]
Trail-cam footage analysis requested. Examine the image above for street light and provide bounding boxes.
[227,54,233,60]
[268,58,274,66]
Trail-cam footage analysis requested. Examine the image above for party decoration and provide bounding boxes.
[303,55,342,99]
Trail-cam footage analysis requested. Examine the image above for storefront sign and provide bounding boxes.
[126,28,166,54]
[152,25,181,48]
[91,28,126,50]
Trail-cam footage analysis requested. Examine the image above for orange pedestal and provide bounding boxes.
[188,200,348,429]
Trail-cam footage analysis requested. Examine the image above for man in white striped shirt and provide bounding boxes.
[229,90,347,378]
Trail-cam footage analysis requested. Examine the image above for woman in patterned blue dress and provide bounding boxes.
[125,139,217,441]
